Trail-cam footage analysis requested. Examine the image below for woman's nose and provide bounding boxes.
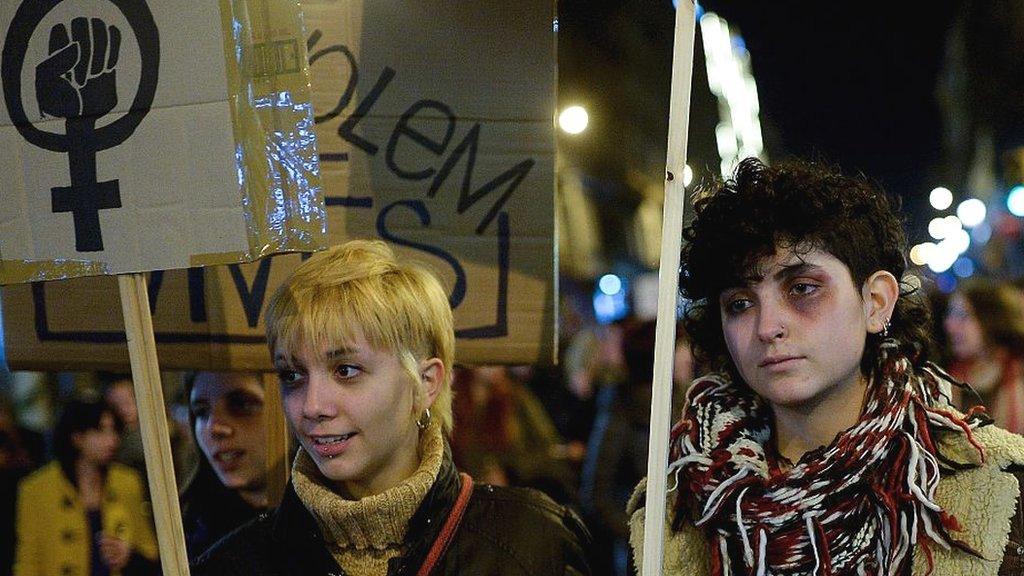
[209,412,233,437]
[301,373,337,421]
[755,301,787,342]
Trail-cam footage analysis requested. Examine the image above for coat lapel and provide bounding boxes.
[912,425,1024,576]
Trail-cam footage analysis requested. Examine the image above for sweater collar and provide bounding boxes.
[291,421,445,550]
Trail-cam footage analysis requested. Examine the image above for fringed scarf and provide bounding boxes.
[668,339,988,575]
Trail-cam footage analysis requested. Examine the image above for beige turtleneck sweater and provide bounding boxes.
[292,421,445,576]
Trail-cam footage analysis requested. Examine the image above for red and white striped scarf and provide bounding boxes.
[668,340,987,575]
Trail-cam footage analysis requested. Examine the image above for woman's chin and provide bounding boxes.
[216,471,253,491]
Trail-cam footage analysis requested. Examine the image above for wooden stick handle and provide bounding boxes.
[642,3,697,575]
[262,372,290,505]
[118,273,190,576]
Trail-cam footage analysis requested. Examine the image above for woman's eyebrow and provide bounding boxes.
[772,262,823,281]
[272,355,301,369]
[326,347,360,360]
[734,261,820,286]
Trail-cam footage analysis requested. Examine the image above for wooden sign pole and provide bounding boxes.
[263,371,290,506]
[641,2,697,575]
[118,273,190,576]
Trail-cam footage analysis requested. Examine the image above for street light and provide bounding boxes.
[956,198,986,228]
[559,105,589,135]
[929,187,953,210]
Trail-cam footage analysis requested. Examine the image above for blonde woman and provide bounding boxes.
[193,241,591,576]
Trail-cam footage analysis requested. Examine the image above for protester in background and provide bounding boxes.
[1,393,36,575]
[179,372,269,563]
[15,398,158,576]
[673,328,696,391]
[5,372,50,466]
[101,374,147,478]
[630,158,1024,575]
[562,323,628,445]
[583,320,693,576]
[193,240,591,575]
[102,372,199,491]
[945,279,1024,434]
[450,366,516,487]
[451,365,575,504]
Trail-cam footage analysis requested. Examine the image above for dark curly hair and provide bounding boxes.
[681,157,934,378]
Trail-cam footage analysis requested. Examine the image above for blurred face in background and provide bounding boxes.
[74,412,120,467]
[673,340,695,387]
[944,293,986,362]
[106,380,139,429]
[190,373,268,494]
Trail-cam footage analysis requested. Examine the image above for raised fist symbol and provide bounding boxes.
[36,18,121,119]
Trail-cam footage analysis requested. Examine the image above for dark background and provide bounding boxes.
[556,1,1024,271]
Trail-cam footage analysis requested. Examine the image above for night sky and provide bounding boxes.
[558,1,967,254]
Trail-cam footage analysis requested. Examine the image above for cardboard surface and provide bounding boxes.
[0,0,325,284]
[2,0,558,368]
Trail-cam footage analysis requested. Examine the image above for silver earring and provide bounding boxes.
[416,408,432,431]
[881,318,891,338]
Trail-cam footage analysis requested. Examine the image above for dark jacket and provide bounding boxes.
[193,448,592,576]
[179,463,263,565]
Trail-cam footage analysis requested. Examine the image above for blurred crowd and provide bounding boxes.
[3,274,1024,575]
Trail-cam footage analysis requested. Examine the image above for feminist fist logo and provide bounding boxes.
[2,0,159,253]
[37,18,122,121]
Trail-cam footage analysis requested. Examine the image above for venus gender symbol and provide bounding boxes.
[2,0,159,252]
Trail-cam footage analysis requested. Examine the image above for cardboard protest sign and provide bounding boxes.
[2,0,557,369]
[0,0,325,284]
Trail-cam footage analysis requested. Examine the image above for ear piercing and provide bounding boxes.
[416,408,432,431]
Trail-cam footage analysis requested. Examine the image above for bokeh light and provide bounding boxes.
[559,105,589,135]
[929,187,953,210]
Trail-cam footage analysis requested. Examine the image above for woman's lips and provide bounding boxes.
[759,356,804,369]
[308,433,357,458]
[212,449,246,472]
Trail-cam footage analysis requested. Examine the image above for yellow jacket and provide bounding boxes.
[14,462,159,576]
[628,424,1024,576]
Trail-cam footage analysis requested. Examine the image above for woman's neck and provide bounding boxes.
[76,459,102,482]
[772,376,868,464]
[75,460,104,508]
[237,486,268,509]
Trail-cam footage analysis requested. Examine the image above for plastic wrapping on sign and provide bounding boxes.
[220,0,325,259]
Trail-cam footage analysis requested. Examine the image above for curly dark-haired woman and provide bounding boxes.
[629,158,1024,575]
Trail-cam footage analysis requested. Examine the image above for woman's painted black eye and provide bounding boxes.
[226,391,263,416]
[277,370,302,388]
[791,282,819,296]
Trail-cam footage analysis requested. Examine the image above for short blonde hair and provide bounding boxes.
[265,240,455,434]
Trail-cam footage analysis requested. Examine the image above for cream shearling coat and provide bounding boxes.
[628,424,1024,575]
